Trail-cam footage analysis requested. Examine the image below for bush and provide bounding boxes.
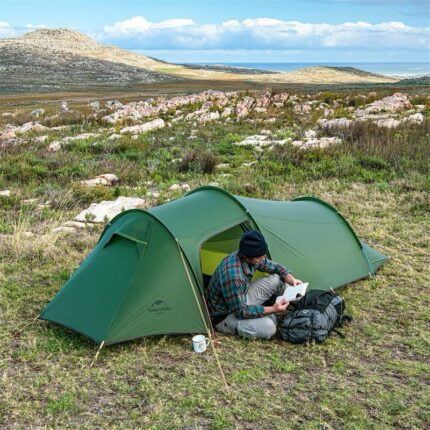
[178,150,217,174]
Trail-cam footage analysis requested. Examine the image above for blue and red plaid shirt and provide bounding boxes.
[206,250,290,321]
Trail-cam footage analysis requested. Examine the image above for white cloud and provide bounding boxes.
[101,16,430,52]
[25,24,48,29]
[0,21,17,38]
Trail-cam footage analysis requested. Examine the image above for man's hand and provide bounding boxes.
[273,298,290,313]
[263,298,290,315]
[284,273,302,286]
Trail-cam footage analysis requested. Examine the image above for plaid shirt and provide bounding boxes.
[206,250,290,321]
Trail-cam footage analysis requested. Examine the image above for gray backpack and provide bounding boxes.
[279,290,351,343]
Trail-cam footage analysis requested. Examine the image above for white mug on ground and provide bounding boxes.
[192,334,210,353]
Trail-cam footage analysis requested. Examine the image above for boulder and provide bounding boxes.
[107,133,121,141]
[48,141,62,152]
[375,118,401,128]
[89,101,100,111]
[105,100,123,110]
[406,113,424,124]
[30,108,45,118]
[199,111,220,122]
[364,93,412,114]
[63,133,101,142]
[120,118,165,135]
[34,135,48,144]
[52,226,77,234]
[75,196,146,223]
[80,174,119,187]
[19,121,47,133]
[318,117,353,129]
[304,130,317,138]
[60,101,69,113]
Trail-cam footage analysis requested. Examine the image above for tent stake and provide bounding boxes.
[208,328,229,391]
[90,341,105,367]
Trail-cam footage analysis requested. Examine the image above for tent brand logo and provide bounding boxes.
[148,299,171,314]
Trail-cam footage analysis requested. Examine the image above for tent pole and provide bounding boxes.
[90,341,105,367]
[207,328,229,391]
[175,239,229,390]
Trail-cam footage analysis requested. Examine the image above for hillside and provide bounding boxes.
[0,29,399,93]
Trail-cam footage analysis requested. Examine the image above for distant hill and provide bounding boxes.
[0,28,399,93]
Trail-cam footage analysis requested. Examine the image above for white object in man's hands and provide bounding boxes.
[276,283,309,303]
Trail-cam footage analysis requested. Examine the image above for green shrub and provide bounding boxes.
[178,150,217,174]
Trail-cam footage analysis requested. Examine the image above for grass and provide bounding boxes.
[0,88,429,429]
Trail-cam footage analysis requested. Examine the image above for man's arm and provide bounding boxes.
[222,278,290,318]
[221,278,265,320]
[255,258,301,286]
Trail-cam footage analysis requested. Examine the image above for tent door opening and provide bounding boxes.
[200,221,265,289]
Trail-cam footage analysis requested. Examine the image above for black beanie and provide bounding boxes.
[239,230,268,258]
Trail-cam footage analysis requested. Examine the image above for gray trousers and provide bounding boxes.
[215,274,285,339]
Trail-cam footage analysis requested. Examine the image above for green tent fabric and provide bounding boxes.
[40,186,388,345]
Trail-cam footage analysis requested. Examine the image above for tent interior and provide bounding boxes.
[200,222,265,288]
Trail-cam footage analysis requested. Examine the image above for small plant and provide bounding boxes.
[178,149,217,173]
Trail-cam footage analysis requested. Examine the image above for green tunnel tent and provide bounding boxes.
[40,186,388,345]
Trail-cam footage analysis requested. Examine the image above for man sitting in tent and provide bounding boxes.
[206,230,301,339]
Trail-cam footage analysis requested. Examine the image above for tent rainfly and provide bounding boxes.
[40,186,388,345]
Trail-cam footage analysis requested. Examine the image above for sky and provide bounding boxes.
[1,0,429,63]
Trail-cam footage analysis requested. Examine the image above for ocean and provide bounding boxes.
[191,62,430,77]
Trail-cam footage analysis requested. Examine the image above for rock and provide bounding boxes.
[60,101,69,113]
[62,220,95,230]
[21,198,38,205]
[375,118,401,128]
[221,107,232,118]
[0,130,17,146]
[292,137,341,149]
[234,135,288,148]
[318,117,353,129]
[304,130,317,138]
[0,190,11,197]
[75,196,145,223]
[19,121,47,133]
[272,93,289,103]
[120,118,165,135]
[107,133,121,141]
[52,226,77,234]
[146,191,160,199]
[181,183,191,192]
[216,163,230,170]
[30,108,45,118]
[260,129,272,136]
[105,100,123,110]
[236,96,255,118]
[199,111,220,122]
[89,101,100,111]
[256,91,272,108]
[406,113,424,124]
[364,93,412,114]
[102,115,116,125]
[48,140,62,151]
[208,182,220,187]
[34,135,48,144]
[241,161,258,167]
[169,184,181,191]
[63,133,101,142]
[80,174,119,187]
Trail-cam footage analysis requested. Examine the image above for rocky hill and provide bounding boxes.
[0,28,399,93]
